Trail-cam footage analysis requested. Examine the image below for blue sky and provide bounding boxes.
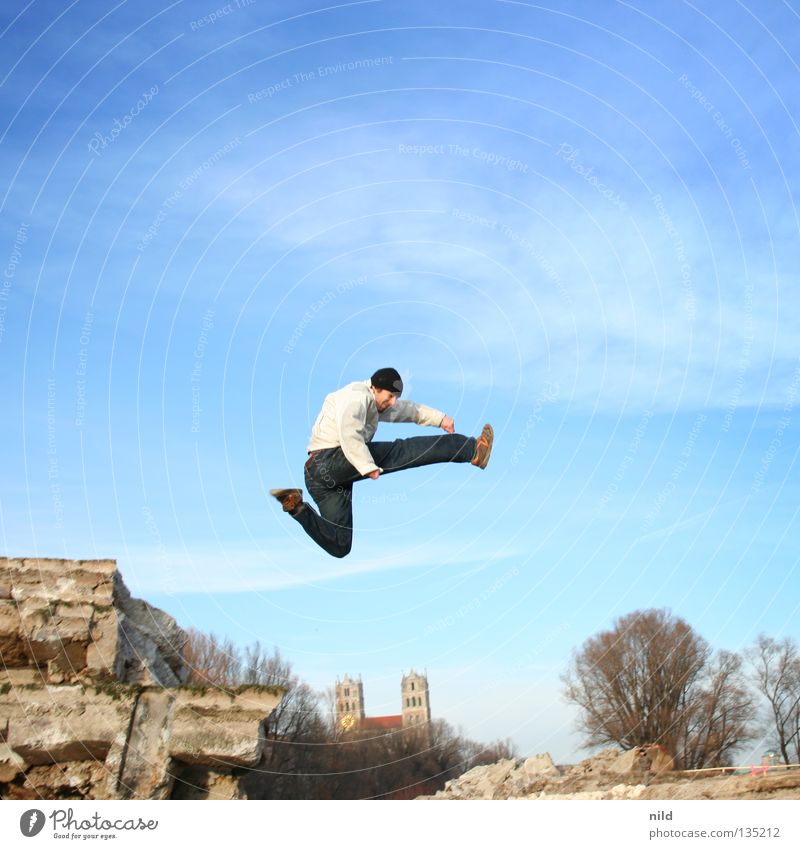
[1,0,799,762]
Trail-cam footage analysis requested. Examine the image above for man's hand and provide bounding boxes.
[440,415,455,433]
[368,469,381,480]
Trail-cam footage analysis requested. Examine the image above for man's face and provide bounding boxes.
[372,387,399,412]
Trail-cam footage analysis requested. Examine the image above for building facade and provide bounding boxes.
[335,670,431,733]
[334,674,366,731]
[401,670,430,728]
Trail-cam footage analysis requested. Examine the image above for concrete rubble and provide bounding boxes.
[0,557,283,800]
[418,748,800,800]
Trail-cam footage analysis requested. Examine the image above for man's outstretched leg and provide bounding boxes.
[271,467,354,558]
[368,425,493,474]
[270,424,493,557]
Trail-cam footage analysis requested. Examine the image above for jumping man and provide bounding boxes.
[270,367,493,557]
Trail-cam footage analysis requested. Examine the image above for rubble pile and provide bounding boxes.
[419,748,800,801]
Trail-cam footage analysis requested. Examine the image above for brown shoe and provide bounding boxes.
[270,488,304,514]
[471,424,494,469]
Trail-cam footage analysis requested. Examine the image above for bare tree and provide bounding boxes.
[236,642,328,799]
[183,628,242,688]
[677,650,756,769]
[181,629,327,797]
[241,643,323,744]
[562,609,754,768]
[747,635,800,764]
[562,609,708,754]
[318,685,339,738]
[461,732,518,771]
[321,718,515,800]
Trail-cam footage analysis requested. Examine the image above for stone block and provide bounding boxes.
[16,761,109,800]
[84,609,119,681]
[524,752,560,777]
[46,643,89,684]
[6,559,115,607]
[0,600,27,666]
[206,773,245,800]
[0,558,189,686]
[2,684,136,766]
[0,559,23,580]
[0,668,44,687]
[0,742,27,783]
[112,573,187,685]
[112,689,175,800]
[168,686,282,768]
[611,748,639,774]
[170,765,246,800]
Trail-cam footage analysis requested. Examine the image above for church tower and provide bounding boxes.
[401,670,431,728]
[335,674,365,731]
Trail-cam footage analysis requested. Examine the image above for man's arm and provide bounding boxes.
[379,400,448,428]
[337,398,381,476]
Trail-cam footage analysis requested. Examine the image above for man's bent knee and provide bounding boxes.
[330,538,352,558]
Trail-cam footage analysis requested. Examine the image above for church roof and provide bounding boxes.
[360,715,403,730]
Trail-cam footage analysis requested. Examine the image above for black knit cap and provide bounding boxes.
[370,367,403,396]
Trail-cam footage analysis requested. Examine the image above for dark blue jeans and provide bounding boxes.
[292,434,476,557]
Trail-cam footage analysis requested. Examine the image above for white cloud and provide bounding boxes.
[120,536,520,595]
[221,129,799,415]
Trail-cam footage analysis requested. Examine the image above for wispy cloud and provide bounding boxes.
[121,537,520,595]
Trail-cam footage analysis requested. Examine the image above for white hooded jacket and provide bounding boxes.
[306,380,445,476]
